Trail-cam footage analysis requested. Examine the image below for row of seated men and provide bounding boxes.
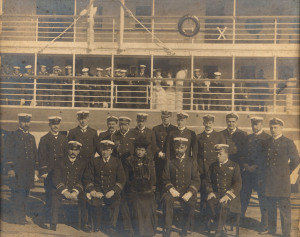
[4,111,299,237]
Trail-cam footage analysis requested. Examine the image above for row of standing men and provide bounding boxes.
[4,110,299,237]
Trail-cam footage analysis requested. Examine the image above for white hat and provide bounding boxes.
[120,69,127,73]
[269,117,284,126]
[105,67,111,71]
[250,116,264,121]
[106,116,118,122]
[96,68,103,71]
[173,137,189,143]
[18,113,32,118]
[25,65,32,69]
[82,68,89,72]
[68,141,82,148]
[65,65,72,69]
[139,65,146,68]
[13,66,20,69]
[100,140,115,146]
[214,72,222,76]
[77,110,90,115]
[194,69,201,72]
[177,112,189,119]
[48,116,62,120]
[40,65,46,68]
[214,144,229,150]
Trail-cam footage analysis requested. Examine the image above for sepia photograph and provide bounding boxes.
[0,0,299,236]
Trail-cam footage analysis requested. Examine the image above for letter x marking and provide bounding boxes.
[217,27,227,40]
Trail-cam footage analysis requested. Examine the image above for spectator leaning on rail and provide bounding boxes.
[5,113,39,224]
[263,118,300,237]
[38,116,68,220]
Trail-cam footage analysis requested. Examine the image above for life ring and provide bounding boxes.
[178,15,200,37]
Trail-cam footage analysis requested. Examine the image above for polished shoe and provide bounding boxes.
[82,224,92,233]
[163,228,171,237]
[50,224,56,231]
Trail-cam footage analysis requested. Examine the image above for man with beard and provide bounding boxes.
[50,141,89,231]
[240,116,271,233]
[68,111,98,162]
[5,113,39,224]
[84,140,126,235]
[162,137,200,237]
[152,111,177,201]
[166,112,197,161]
[220,113,247,167]
[98,116,119,141]
[196,114,225,218]
[113,116,134,237]
[38,116,68,219]
[128,113,158,160]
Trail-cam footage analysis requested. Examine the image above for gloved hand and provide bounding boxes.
[41,173,48,179]
[158,151,165,159]
[70,192,78,200]
[219,195,231,204]
[182,191,193,202]
[207,192,216,200]
[90,190,97,197]
[105,190,115,199]
[34,170,39,182]
[8,170,15,178]
[95,192,104,199]
[63,191,72,199]
[169,187,180,198]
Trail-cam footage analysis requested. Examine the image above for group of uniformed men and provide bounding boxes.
[4,110,299,237]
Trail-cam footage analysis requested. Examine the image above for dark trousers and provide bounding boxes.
[11,188,30,223]
[88,195,121,229]
[119,192,133,232]
[163,193,196,232]
[266,196,291,237]
[241,172,268,229]
[154,158,167,201]
[207,197,229,232]
[44,173,53,215]
[50,190,88,226]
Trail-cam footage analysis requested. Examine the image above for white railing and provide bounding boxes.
[0,15,299,44]
[0,75,299,114]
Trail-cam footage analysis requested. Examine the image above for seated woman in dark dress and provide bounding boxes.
[124,136,157,237]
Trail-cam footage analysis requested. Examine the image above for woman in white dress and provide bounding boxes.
[153,69,167,110]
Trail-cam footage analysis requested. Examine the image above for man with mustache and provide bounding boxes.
[50,141,89,231]
[98,116,118,142]
[5,113,39,224]
[38,116,68,219]
[68,111,98,162]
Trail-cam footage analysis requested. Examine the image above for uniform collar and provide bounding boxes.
[219,159,229,166]
[176,153,185,162]
[50,131,59,136]
[254,130,263,136]
[205,129,214,134]
[19,127,29,134]
[68,156,77,164]
[273,134,283,140]
[120,129,129,136]
[227,128,237,134]
[103,156,111,163]
[137,126,145,132]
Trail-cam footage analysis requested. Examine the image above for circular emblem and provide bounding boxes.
[178,15,200,37]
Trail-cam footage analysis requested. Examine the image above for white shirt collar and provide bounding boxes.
[254,130,263,136]
[205,129,214,134]
[19,127,29,134]
[80,125,88,130]
[68,156,76,164]
[51,131,59,136]
[137,126,145,131]
[103,156,111,163]
[176,153,185,161]
[273,134,283,140]
[121,129,129,136]
[219,158,229,166]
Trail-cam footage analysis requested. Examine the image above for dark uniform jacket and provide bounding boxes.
[127,127,158,159]
[152,123,177,156]
[114,130,135,162]
[221,128,248,167]
[68,126,98,160]
[124,154,156,193]
[38,132,68,176]
[265,135,300,197]
[244,131,271,180]
[206,159,242,213]
[6,129,38,189]
[162,157,200,196]
[166,127,197,160]
[197,130,225,176]
[53,155,86,195]
[83,155,126,195]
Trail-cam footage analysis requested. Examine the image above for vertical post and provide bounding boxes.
[33,51,37,107]
[88,0,95,49]
[151,0,155,43]
[112,18,115,42]
[110,54,114,108]
[36,17,39,42]
[150,54,154,109]
[273,56,277,112]
[74,0,77,42]
[119,0,125,50]
[233,0,236,44]
[231,55,235,111]
[190,54,194,110]
[72,53,76,107]
[274,18,277,44]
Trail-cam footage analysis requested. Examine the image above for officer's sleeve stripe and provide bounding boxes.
[56,183,65,189]
[226,190,236,200]
[116,183,123,190]
[165,183,173,189]
[72,189,79,195]
[189,185,198,192]
[40,166,47,169]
